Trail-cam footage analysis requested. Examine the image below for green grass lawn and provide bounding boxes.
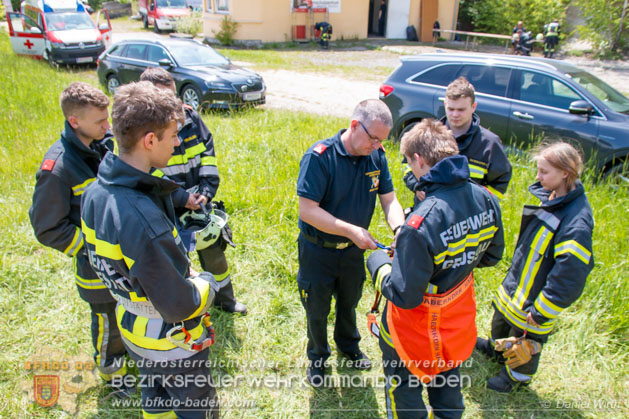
[0,32,628,418]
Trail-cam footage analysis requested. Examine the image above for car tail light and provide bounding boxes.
[379,84,394,99]
[96,59,100,68]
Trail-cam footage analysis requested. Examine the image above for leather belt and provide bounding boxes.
[301,232,354,250]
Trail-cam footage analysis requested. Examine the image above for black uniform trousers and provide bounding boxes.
[490,310,549,383]
[89,302,127,381]
[544,34,559,56]
[134,348,219,419]
[297,235,366,364]
[379,335,465,419]
[198,239,238,310]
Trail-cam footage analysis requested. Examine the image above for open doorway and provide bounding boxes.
[368,0,387,37]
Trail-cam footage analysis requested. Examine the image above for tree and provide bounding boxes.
[575,0,628,55]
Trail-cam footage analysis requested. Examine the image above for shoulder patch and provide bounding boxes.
[41,159,56,171]
[313,144,328,154]
[407,214,424,229]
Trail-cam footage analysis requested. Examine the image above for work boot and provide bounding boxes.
[340,351,372,370]
[214,282,247,314]
[475,337,504,364]
[306,360,326,387]
[487,369,528,393]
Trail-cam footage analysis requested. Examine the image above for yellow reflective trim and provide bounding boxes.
[129,292,148,302]
[426,283,438,294]
[172,227,178,239]
[375,264,392,293]
[387,375,399,419]
[534,292,564,319]
[143,410,177,419]
[214,267,230,282]
[403,165,412,176]
[433,226,498,264]
[167,143,206,166]
[71,177,96,196]
[185,276,210,320]
[73,256,107,289]
[513,227,554,307]
[492,290,555,334]
[82,221,135,269]
[554,240,591,265]
[486,185,505,200]
[99,364,127,381]
[380,322,395,348]
[152,169,165,178]
[63,227,83,256]
[95,313,104,367]
[200,156,217,166]
[116,305,205,350]
[182,134,197,143]
[132,316,149,336]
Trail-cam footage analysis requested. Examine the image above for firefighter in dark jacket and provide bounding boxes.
[81,82,219,418]
[368,119,505,419]
[140,67,246,314]
[543,19,561,58]
[477,141,594,393]
[402,77,511,205]
[29,82,128,389]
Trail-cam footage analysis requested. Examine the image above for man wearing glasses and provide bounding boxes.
[296,99,405,386]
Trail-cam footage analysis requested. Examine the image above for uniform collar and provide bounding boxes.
[529,180,585,209]
[98,152,179,197]
[419,155,470,192]
[332,129,351,156]
[441,113,480,150]
[60,120,102,160]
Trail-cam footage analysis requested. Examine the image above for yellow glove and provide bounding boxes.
[502,339,542,369]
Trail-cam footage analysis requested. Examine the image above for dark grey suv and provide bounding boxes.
[380,53,629,180]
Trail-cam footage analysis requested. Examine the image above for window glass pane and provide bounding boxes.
[108,45,122,57]
[216,0,228,11]
[124,44,147,60]
[147,45,170,63]
[457,65,510,97]
[520,71,581,110]
[411,65,458,87]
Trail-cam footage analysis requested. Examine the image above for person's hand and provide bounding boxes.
[184,193,201,210]
[390,226,402,251]
[415,190,426,201]
[526,312,540,327]
[189,267,200,277]
[195,194,209,207]
[349,226,377,250]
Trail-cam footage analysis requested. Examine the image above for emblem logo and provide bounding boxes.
[79,42,85,50]
[241,85,248,92]
[34,375,60,407]
[366,170,381,192]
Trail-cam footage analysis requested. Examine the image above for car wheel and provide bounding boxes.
[44,49,57,68]
[181,84,201,111]
[143,14,148,29]
[106,74,121,94]
[397,120,420,143]
[604,162,629,189]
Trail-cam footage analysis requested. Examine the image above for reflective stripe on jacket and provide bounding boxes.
[493,181,594,335]
[29,121,114,303]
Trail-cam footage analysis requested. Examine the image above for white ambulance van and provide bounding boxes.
[6,0,112,65]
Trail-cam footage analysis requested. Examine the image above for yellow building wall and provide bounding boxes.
[203,0,369,43]
[407,0,457,40]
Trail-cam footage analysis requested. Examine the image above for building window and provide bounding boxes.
[216,0,228,12]
[206,0,212,13]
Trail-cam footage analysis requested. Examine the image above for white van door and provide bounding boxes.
[95,9,113,47]
[6,12,45,58]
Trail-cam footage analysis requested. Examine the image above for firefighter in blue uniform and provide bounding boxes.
[297,99,405,386]
[29,82,128,392]
[81,82,219,418]
[477,141,594,392]
[402,77,511,206]
[543,19,561,58]
[140,67,246,314]
[367,119,505,418]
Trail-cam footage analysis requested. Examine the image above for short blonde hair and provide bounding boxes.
[112,81,184,153]
[400,119,459,167]
[534,141,583,188]
[446,77,475,103]
[60,82,109,119]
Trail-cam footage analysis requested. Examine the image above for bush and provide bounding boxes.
[574,0,628,56]
[213,15,239,46]
[175,11,202,36]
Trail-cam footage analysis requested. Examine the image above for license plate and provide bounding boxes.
[243,92,262,101]
[76,56,93,63]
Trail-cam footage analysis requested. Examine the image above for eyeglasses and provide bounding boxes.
[358,120,383,145]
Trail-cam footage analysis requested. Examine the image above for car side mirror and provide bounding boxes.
[158,58,173,68]
[29,27,42,34]
[569,100,593,115]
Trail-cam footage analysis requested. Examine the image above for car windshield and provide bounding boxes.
[156,0,188,8]
[45,12,95,32]
[168,43,229,67]
[567,71,629,114]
